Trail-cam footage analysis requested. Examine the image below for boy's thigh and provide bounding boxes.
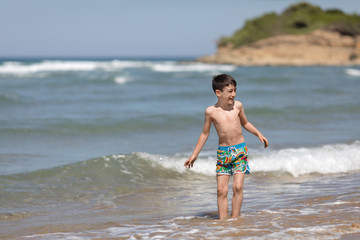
[233,173,245,187]
[216,174,230,190]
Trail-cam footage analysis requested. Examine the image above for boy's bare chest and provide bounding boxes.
[212,109,240,124]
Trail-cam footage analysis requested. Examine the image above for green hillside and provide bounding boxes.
[219,2,360,48]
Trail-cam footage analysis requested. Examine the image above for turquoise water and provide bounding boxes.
[1,59,360,239]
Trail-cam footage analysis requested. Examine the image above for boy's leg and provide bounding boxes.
[231,173,245,218]
[216,174,230,219]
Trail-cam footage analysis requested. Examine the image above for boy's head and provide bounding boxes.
[212,74,237,93]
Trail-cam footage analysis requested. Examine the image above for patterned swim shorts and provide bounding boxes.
[216,142,250,175]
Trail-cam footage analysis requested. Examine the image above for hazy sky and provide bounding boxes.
[1,0,359,58]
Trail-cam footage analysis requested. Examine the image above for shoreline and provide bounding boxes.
[2,172,360,239]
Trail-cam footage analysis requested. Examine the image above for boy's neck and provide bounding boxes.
[216,100,234,111]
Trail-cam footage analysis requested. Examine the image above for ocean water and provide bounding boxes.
[0,58,360,239]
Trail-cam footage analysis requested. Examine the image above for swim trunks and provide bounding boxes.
[216,142,250,175]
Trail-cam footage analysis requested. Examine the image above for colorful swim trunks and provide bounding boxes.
[216,142,250,175]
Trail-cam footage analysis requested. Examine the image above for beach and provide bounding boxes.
[0,58,360,239]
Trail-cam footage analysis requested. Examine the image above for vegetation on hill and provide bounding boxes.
[219,2,360,48]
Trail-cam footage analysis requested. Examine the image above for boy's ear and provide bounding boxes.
[215,89,222,97]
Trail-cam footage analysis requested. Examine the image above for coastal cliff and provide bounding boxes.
[198,2,360,66]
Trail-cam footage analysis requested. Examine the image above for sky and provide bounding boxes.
[1,0,359,58]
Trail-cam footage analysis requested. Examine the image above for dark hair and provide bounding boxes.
[212,74,237,92]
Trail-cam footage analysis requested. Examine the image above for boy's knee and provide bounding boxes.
[233,183,243,194]
[217,185,228,197]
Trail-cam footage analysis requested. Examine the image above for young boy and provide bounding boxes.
[184,74,269,220]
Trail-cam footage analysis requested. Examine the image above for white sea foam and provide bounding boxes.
[170,216,196,221]
[139,141,360,177]
[251,141,360,177]
[250,224,343,240]
[150,62,236,73]
[114,76,129,84]
[0,60,147,76]
[298,208,318,215]
[0,61,97,75]
[345,68,360,77]
[0,60,236,77]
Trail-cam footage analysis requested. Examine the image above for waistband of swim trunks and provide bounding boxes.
[218,142,246,151]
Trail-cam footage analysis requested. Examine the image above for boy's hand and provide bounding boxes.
[184,156,196,168]
[259,135,269,148]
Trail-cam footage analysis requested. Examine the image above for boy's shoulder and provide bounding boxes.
[205,104,223,119]
[205,105,216,114]
[234,100,243,108]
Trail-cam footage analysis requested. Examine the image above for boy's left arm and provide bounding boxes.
[238,102,269,148]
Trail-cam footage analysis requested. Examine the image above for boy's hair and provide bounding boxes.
[212,74,237,92]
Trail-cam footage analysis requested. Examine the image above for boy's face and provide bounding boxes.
[216,84,236,105]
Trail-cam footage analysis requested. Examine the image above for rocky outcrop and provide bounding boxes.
[198,30,360,66]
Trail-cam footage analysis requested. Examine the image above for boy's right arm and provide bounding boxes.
[184,108,212,168]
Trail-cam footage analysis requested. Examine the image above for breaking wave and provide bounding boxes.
[140,141,360,177]
[0,60,236,76]
[1,141,359,184]
[1,141,359,205]
[345,68,360,77]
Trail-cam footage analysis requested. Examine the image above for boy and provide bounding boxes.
[184,74,269,220]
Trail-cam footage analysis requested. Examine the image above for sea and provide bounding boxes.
[0,58,359,239]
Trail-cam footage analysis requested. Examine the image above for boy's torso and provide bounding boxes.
[207,101,245,146]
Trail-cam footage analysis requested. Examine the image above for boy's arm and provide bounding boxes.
[239,103,269,148]
[184,108,212,168]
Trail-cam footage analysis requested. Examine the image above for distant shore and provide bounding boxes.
[197,30,360,66]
